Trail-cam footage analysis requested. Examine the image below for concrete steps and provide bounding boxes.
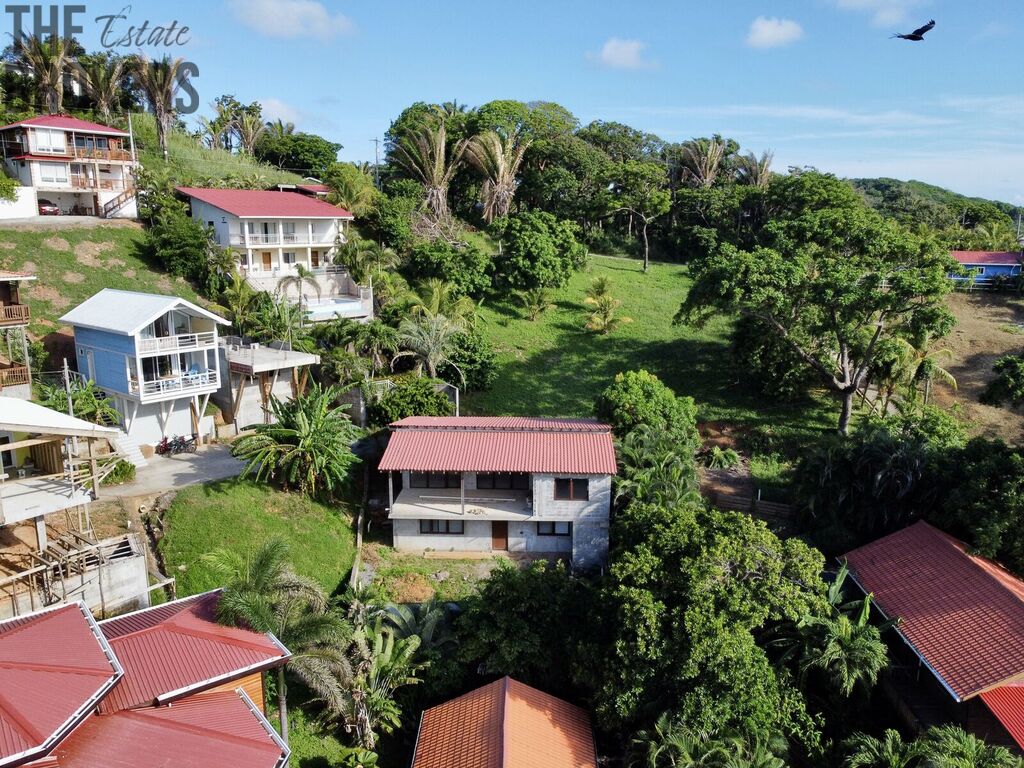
[111,430,148,468]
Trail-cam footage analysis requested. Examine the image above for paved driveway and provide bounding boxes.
[100,444,245,498]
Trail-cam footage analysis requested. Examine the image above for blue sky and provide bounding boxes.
[57,0,1024,203]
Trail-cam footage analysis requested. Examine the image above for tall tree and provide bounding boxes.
[134,55,191,158]
[465,130,531,222]
[393,314,466,381]
[680,137,730,188]
[235,111,267,154]
[610,160,671,271]
[391,121,467,221]
[73,54,127,122]
[14,35,71,114]
[678,172,957,434]
[843,730,923,768]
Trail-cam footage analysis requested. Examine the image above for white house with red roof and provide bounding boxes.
[844,521,1024,752]
[950,251,1022,285]
[177,187,373,322]
[0,115,138,219]
[0,592,290,768]
[378,417,616,568]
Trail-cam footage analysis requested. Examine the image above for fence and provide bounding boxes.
[708,490,796,528]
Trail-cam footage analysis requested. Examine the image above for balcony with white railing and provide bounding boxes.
[129,369,219,399]
[136,331,217,356]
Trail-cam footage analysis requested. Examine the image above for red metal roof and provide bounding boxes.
[412,677,597,768]
[0,115,128,136]
[97,593,288,713]
[980,684,1024,750]
[50,690,287,768]
[380,417,617,474]
[844,521,1024,700]
[951,251,1023,266]
[0,604,120,767]
[177,187,354,219]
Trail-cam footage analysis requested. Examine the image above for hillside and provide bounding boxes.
[851,177,1020,226]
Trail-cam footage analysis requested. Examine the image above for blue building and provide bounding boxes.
[61,289,229,446]
[950,251,1022,285]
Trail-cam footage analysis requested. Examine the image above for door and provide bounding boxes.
[310,250,320,268]
[491,521,508,551]
[261,251,272,270]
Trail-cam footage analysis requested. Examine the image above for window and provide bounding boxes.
[410,471,461,489]
[282,222,296,242]
[34,128,65,153]
[538,521,572,536]
[554,478,589,501]
[419,520,464,535]
[476,472,529,490]
[38,162,68,184]
[0,435,12,470]
[283,252,296,265]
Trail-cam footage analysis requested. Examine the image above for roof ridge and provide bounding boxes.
[162,614,283,654]
[0,660,116,677]
[499,676,509,768]
[120,700,277,749]
[0,686,46,745]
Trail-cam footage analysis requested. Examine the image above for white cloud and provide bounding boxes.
[227,0,353,42]
[623,103,953,129]
[746,17,804,49]
[260,97,302,125]
[832,0,928,28]
[591,38,656,70]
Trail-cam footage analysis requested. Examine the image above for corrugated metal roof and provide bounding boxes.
[379,420,616,475]
[177,187,354,219]
[844,521,1024,700]
[0,115,129,136]
[0,397,120,438]
[412,677,597,768]
[0,604,121,768]
[951,251,1023,266]
[60,289,228,336]
[98,593,289,713]
[980,684,1024,750]
[51,690,287,768]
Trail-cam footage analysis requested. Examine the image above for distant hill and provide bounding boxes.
[850,177,1020,229]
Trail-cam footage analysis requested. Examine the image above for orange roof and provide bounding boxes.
[980,683,1024,751]
[411,677,597,768]
[844,521,1024,700]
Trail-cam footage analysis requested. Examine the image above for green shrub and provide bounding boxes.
[369,377,453,426]
[702,446,741,469]
[490,211,587,289]
[0,172,17,202]
[594,369,699,451]
[406,240,491,298]
[101,459,136,486]
[439,329,496,392]
[982,354,1024,408]
[146,210,211,280]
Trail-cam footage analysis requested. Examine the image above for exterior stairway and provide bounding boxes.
[101,188,136,218]
[111,430,148,468]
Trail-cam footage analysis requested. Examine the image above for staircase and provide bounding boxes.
[101,188,136,218]
[111,430,148,469]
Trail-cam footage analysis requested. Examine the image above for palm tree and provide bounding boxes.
[14,35,71,114]
[844,730,923,768]
[391,121,467,220]
[735,151,774,188]
[222,271,257,335]
[277,264,322,312]
[465,130,531,222]
[910,346,957,405]
[972,221,1020,252]
[235,111,267,154]
[518,287,554,321]
[920,725,1022,768]
[796,604,888,696]
[628,713,726,768]
[249,296,311,349]
[205,539,354,745]
[231,383,362,497]
[329,166,378,216]
[265,118,295,138]
[405,278,477,324]
[73,55,127,122]
[584,294,632,334]
[324,349,370,387]
[680,138,728,188]
[586,276,612,302]
[133,55,191,158]
[393,314,466,381]
[38,379,121,425]
[335,239,399,285]
[384,601,455,652]
[353,321,400,376]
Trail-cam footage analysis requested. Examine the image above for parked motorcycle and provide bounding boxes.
[155,434,199,456]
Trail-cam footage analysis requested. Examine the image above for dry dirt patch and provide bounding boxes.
[0,242,15,250]
[63,271,85,284]
[935,292,1024,442]
[19,260,37,272]
[32,285,70,310]
[74,240,115,267]
[42,236,70,251]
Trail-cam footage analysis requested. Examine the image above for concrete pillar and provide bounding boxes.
[34,515,47,552]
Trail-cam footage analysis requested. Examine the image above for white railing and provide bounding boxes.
[132,370,218,397]
[230,232,337,247]
[137,331,216,355]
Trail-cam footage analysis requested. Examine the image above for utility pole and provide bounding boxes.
[63,358,79,454]
[370,138,381,189]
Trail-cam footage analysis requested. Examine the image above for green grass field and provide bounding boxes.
[0,224,204,336]
[158,479,357,596]
[467,255,834,435]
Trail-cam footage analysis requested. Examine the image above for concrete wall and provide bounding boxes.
[189,198,234,245]
[114,395,215,446]
[213,363,298,430]
[0,186,38,219]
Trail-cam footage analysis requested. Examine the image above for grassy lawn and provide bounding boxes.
[364,542,498,603]
[0,224,204,336]
[159,479,357,597]
[468,255,835,436]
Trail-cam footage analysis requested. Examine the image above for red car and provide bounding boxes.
[37,198,60,215]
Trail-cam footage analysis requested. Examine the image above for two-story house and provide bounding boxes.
[378,417,616,568]
[177,187,373,322]
[60,290,229,447]
[0,270,34,400]
[0,114,138,218]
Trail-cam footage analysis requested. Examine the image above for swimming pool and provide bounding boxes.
[304,297,369,322]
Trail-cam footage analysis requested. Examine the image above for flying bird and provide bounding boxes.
[891,19,936,41]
